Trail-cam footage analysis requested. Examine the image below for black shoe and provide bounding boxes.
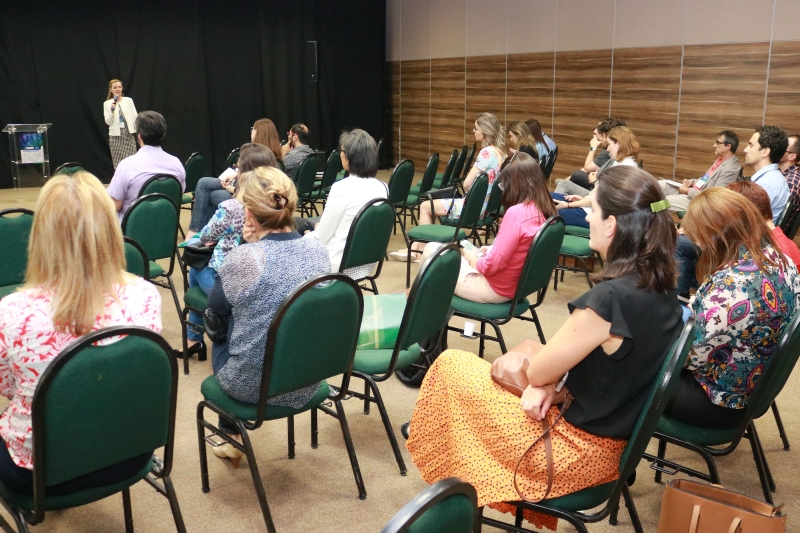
[176,341,207,362]
[400,422,410,440]
[626,471,636,486]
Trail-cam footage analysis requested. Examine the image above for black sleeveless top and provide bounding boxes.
[563,273,683,439]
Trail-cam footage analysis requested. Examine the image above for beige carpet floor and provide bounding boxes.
[0,172,798,532]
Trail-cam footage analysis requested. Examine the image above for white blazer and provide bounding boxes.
[103,97,138,136]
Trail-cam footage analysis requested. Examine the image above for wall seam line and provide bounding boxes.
[671,0,688,180]
[504,0,509,124]
[762,0,777,125]
[609,0,616,115]
[551,1,557,138]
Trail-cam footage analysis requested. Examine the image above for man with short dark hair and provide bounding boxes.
[744,125,789,222]
[107,110,185,221]
[556,117,626,194]
[779,133,799,196]
[281,123,313,181]
[660,130,742,212]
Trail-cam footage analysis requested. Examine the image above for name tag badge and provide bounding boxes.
[693,175,709,190]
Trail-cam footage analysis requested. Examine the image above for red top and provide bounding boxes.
[772,226,800,267]
[476,202,546,299]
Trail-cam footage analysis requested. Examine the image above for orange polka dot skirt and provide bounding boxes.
[406,350,627,530]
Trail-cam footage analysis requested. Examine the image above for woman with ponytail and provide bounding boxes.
[205,166,330,467]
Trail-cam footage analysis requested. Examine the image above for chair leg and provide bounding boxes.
[530,308,546,344]
[654,439,667,483]
[748,423,775,503]
[162,474,187,533]
[621,484,644,533]
[196,404,211,494]
[394,211,410,248]
[166,276,184,331]
[478,321,486,359]
[771,401,791,450]
[180,308,190,375]
[405,240,414,288]
[311,408,319,449]
[287,416,295,459]
[355,372,408,475]
[489,320,507,354]
[122,487,134,533]
[239,427,279,532]
[473,506,484,533]
[370,278,379,295]
[333,399,367,499]
[363,379,371,415]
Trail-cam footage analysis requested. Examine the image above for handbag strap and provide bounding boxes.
[513,394,572,503]
[688,505,743,533]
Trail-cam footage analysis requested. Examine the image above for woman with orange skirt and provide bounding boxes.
[406,166,684,530]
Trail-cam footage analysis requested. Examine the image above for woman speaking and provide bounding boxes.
[103,79,139,168]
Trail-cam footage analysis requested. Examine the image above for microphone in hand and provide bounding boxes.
[112,95,119,110]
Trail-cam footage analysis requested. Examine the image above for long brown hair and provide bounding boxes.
[524,119,548,147]
[683,187,787,281]
[252,118,283,162]
[607,126,640,162]
[498,152,555,218]
[593,166,677,292]
[238,142,278,172]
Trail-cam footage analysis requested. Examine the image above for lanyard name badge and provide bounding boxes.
[693,174,710,190]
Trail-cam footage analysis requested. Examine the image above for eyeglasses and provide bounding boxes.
[714,140,729,145]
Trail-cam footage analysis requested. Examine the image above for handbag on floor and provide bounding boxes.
[657,479,785,533]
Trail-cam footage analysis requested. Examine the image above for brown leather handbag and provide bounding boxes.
[658,479,786,533]
[490,350,532,397]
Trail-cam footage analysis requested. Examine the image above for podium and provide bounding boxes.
[2,123,52,189]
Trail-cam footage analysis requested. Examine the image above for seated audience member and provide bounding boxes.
[665,187,800,429]
[524,119,555,157]
[778,133,800,228]
[659,130,742,213]
[421,152,554,304]
[552,126,640,227]
[0,171,161,494]
[182,144,278,358]
[207,167,330,467]
[281,123,314,181]
[389,113,506,262]
[106,110,186,221]
[298,129,388,279]
[406,166,682,529]
[559,117,626,191]
[188,118,282,237]
[507,122,539,160]
[744,125,789,222]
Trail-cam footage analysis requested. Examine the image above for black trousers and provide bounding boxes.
[568,170,595,191]
[664,370,746,430]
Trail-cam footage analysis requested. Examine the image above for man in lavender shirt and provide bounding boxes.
[107,110,186,221]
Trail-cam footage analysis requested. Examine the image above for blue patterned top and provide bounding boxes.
[198,199,244,270]
[688,245,800,408]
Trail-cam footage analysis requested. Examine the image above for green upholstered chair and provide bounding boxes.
[0,326,185,533]
[294,154,319,217]
[448,216,565,359]
[411,149,457,197]
[381,477,478,533]
[401,153,439,228]
[644,310,800,505]
[196,274,365,533]
[776,195,793,229]
[225,147,240,169]
[308,148,343,211]
[182,152,207,211]
[451,143,476,194]
[480,318,696,533]
[0,209,33,300]
[387,159,416,247]
[346,244,460,475]
[554,234,596,290]
[404,174,489,288]
[339,198,395,294]
[180,284,209,376]
[542,146,558,179]
[138,174,186,239]
[467,181,503,246]
[123,236,150,279]
[51,162,84,176]
[564,225,589,238]
[446,145,469,191]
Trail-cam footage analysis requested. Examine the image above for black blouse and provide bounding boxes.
[563,273,683,439]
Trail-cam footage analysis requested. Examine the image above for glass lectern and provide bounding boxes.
[2,123,52,189]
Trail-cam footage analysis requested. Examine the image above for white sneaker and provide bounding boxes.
[389,250,421,263]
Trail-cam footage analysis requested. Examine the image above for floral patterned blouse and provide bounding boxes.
[441,147,503,220]
[0,278,161,469]
[688,245,800,409]
[198,198,245,270]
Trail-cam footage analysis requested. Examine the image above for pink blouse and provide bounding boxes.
[476,202,546,299]
[0,278,161,469]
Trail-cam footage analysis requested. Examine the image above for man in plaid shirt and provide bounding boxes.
[779,133,800,231]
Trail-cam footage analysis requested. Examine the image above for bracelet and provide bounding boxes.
[567,202,571,208]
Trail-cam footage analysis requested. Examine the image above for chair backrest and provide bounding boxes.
[750,310,800,420]
[438,150,459,189]
[391,244,461,369]
[736,166,746,182]
[461,143,477,181]
[123,236,150,279]
[138,174,183,208]
[319,149,344,190]
[543,146,558,178]
[449,146,469,186]
[785,206,800,239]
[225,147,240,169]
[417,153,440,197]
[52,162,84,176]
[121,193,180,265]
[454,173,489,230]
[0,208,34,287]
[256,274,363,424]
[380,477,477,533]
[183,152,206,195]
[295,154,318,194]
[478,181,504,224]
[339,199,395,273]
[777,195,794,231]
[30,326,177,516]
[511,216,565,307]
[388,159,415,205]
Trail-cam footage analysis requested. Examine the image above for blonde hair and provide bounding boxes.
[25,172,131,335]
[476,113,505,150]
[239,167,297,230]
[106,79,123,101]
[507,121,536,150]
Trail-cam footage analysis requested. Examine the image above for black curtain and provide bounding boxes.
[0,0,385,187]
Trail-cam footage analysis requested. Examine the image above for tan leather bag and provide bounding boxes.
[658,479,786,533]
[490,350,531,397]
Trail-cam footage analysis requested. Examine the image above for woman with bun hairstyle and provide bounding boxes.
[103,79,139,168]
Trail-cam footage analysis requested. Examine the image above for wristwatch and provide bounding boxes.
[589,147,596,151]
[555,372,569,392]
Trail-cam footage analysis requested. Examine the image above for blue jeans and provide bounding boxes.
[551,193,589,228]
[189,177,232,232]
[212,339,239,434]
[188,266,218,342]
[676,234,700,298]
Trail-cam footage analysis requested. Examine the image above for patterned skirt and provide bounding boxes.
[406,350,626,531]
[109,126,138,168]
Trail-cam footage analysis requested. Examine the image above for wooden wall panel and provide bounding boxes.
[764,40,800,133]
[399,59,431,171]
[505,52,555,133]
[610,46,682,179]
[465,55,507,144]
[430,57,466,172]
[387,61,400,166]
[674,43,769,181]
[551,50,613,179]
